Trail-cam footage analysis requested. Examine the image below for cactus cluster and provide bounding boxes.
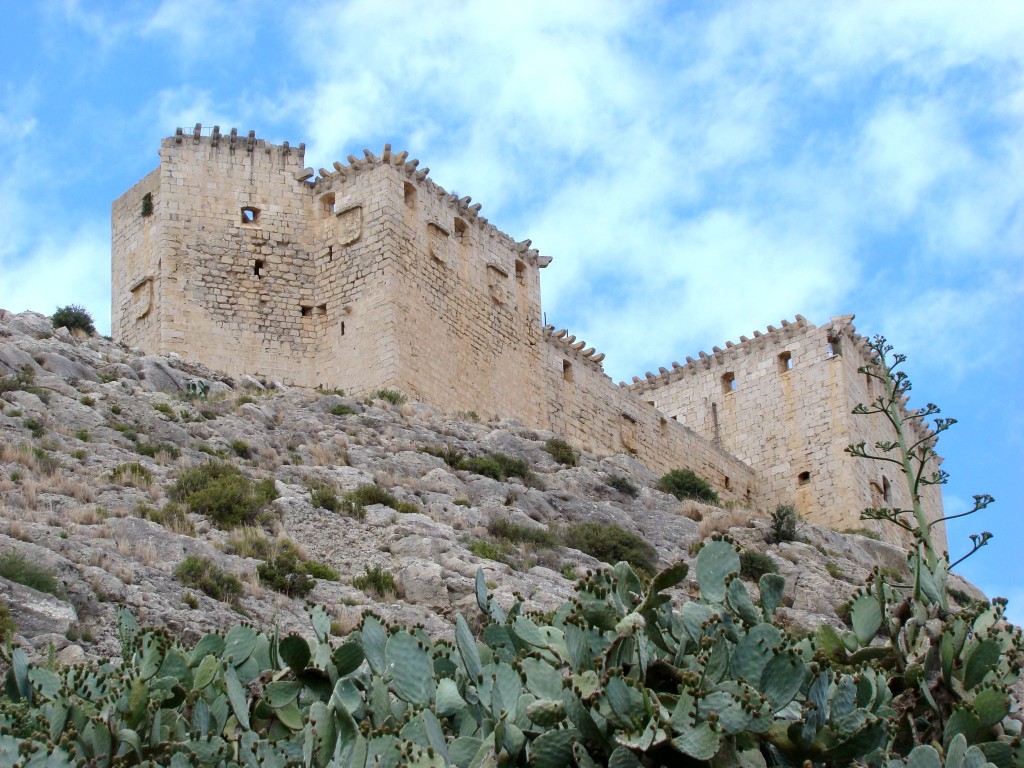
[1,537,1020,766]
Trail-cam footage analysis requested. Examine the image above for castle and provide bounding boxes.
[112,125,945,550]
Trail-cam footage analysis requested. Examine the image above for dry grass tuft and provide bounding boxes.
[697,509,751,538]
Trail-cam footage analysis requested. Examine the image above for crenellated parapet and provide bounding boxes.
[542,325,607,372]
[169,124,306,166]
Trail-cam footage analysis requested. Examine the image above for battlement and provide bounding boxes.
[112,129,945,550]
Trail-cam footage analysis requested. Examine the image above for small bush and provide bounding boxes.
[369,388,406,406]
[0,599,16,642]
[51,305,95,335]
[109,404,122,415]
[543,437,579,467]
[80,396,95,407]
[110,462,153,486]
[0,366,35,394]
[458,452,531,482]
[561,522,658,576]
[770,504,799,543]
[309,481,342,512]
[236,395,256,406]
[230,439,252,459]
[23,418,45,439]
[174,556,243,604]
[136,502,194,535]
[739,549,777,580]
[74,430,90,442]
[257,550,316,598]
[341,484,416,518]
[135,442,181,460]
[169,462,278,529]
[301,560,339,581]
[656,468,719,504]
[329,404,355,416]
[420,443,464,468]
[0,552,65,598]
[825,561,841,579]
[488,518,557,548]
[352,565,396,597]
[842,526,881,540]
[605,475,639,498]
[469,539,516,564]
[153,403,177,420]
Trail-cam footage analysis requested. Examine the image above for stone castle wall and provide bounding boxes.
[111,127,946,544]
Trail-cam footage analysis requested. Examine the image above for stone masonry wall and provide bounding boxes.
[542,328,755,501]
[111,168,161,350]
[628,316,945,550]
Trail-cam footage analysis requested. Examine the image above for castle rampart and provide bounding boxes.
[113,127,945,544]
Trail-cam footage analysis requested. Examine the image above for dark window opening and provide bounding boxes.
[745,487,752,502]
[327,245,333,262]
[562,360,573,383]
[647,400,655,407]
[316,303,327,317]
[778,351,793,371]
[671,415,678,421]
[454,217,468,243]
[711,402,720,443]
[882,476,892,504]
[515,259,527,285]
[403,182,416,208]
[300,305,313,317]
[253,259,264,277]
[827,336,841,357]
[141,192,153,217]
[798,471,811,485]
[340,321,345,336]
[320,193,336,217]
[721,372,736,393]
[241,206,260,224]
[724,476,731,490]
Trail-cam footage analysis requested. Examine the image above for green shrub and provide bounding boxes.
[309,481,342,512]
[770,503,799,543]
[153,403,176,420]
[458,452,531,482]
[605,474,639,498]
[352,565,396,597]
[420,443,464,467]
[842,526,881,540]
[135,441,181,460]
[825,561,841,579]
[329,404,355,416]
[0,366,35,394]
[0,552,65,598]
[23,418,45,439]
[543,437,579,467]
[739,549,777,580]
[469,539,516,564]
[561,522,657,576]
[369,388,406,406]
[74,429,89,442]
[488,518,557,548]
[257,551,316,598]
[301,560,339,581]
[169,462,278,529]
[656,468,719,504]
[0,598,16,642]
[236,395,256,406]
[341,484,416,518]
[136,502,194,535]
[109,404,122,415]
[51,304,95,335]
[230,439,252,459]
[174,556,243,604]
[79,396,95,407]
[110,462,153,486]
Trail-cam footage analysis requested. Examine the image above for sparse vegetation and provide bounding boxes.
[153,402,176,420]
[173,555,243,604]
[230,439,252,458]
[51,304,95,335]
[560,521,657,576]
[605,474,639,497]
[0,599,16,642]
[340,483,418,518]
[135,441,181,460]
[369,388,406,406]
[739,549,777,580]
[110,461,153,486]
[79,396,95,407]
[135,502,194,535]
[0,552,65,599]
[656,468,719,504]
[329,404,355,416]
[769,503,799,543]
[351,565,396,597]
[543,437,578,466]
[309,480,342,512]
[458,452,531,482]
[420,443,464,467]
[257,550,316,597]
[169,462,278,529]
[74,429,90,442]
[842,526,881,540]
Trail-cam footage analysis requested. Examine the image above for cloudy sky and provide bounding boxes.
[1,1,1021,622]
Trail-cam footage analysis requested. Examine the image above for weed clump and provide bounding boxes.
[739,549,777,580]
[341,484,418,518]
[174,556,243,604]
[561,522,657,576]
[0,552,65,599]
[352,565,396,597]
[656,468,719,504]
[51,304,95,335]
[770,503,799,543]
[110,462,153,487]
[329,404,355,416]
[458,452,531,482]
[605,475,639,498]
[369,388,407,406]
[420,443,464,468]
[543,438,579,467]
[169,462,278,529]
[309,481,342,512]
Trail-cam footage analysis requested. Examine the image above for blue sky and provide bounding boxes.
[1,1,1021,623]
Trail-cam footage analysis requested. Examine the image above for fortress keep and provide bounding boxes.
[112,125,945,550]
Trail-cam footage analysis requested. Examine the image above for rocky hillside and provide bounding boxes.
[0,308,986,666]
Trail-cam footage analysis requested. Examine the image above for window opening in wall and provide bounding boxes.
[671,415,678,421]
[515,260,527,285]
[882,476,892,505]
[798,471,811,485]
[141,192,153,217]
[253,259,264,278]
[403,182,417,208]
[724,476,731,490]
[316,303,327,317]
[711,402,720,443]
[745,487,752,503]
[320,193,336,218]
[778,351,793,372]
[562,360,573,383]
[240,206,260,224]
[340,321,345,336]
[327,245,333,262]
[827,335,841,357]
[659,417,668,436]
[454,217,468,243]
[647,400,655,407]
[721,371,735,393]
[300,305,313,317]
